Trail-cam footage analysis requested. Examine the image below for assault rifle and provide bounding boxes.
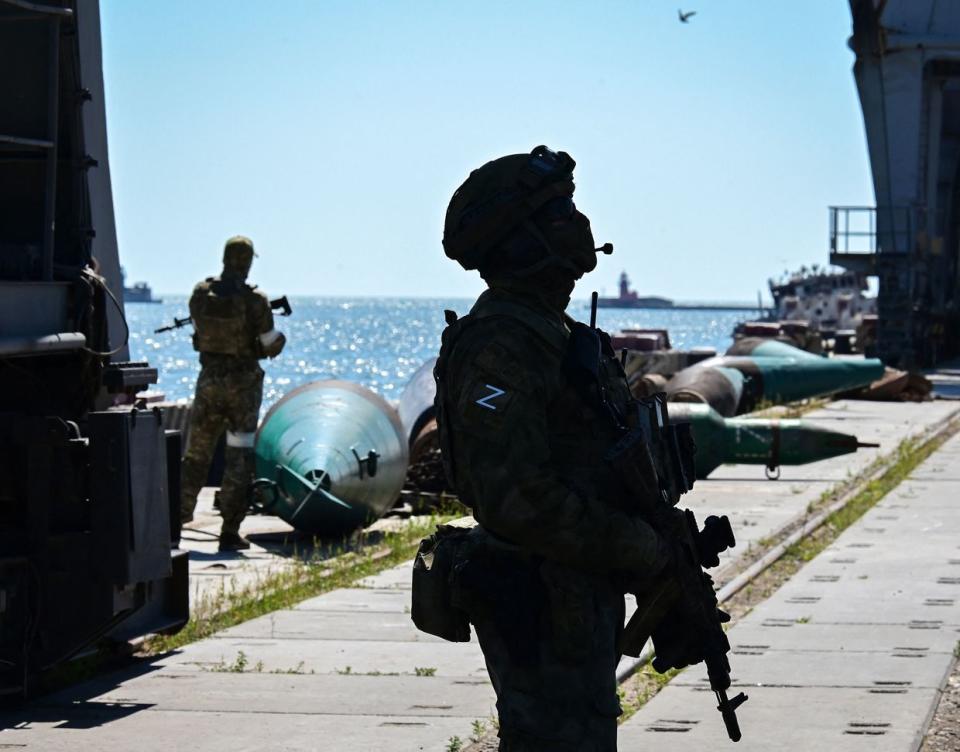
[579,291,747,740]
[154,296,293,334]
[608,393,748,742]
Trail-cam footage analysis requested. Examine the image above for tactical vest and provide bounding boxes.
[190,277,258,358]
[435,293,695,512]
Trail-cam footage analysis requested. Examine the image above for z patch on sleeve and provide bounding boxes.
[474,384,506,411]
[459,378,518,434]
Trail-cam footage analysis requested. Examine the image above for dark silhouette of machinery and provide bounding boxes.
[0,0,187,697]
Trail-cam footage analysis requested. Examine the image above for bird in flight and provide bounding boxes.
[678,9,696,23]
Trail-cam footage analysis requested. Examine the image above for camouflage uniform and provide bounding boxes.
[180,237,285,548]
[431,147,672,750]
[437,288,668,750]
[428,148,747,748]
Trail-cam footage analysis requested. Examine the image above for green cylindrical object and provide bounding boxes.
[727,338,826,360]
[254,380,409,537]
[669,339,885,415]
[724,354,884,410]
[667,402,877,478]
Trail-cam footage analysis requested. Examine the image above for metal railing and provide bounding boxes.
[829,205,919,255]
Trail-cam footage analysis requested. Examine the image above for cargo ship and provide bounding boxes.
[121,267,162,303]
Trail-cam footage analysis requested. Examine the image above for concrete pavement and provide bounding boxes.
[0,398,957,750]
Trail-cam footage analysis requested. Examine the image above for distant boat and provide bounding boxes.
[766,266,875,332]
[597,272,673,309]
[597,272,762,312]
[121,267,162,303]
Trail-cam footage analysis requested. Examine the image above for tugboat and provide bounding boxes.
[767,265,875,331]
[121,266,162,303]
[733,265,877,354]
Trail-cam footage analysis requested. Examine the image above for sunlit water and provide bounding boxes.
[125,297,753,410]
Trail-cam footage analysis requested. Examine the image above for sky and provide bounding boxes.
[100,1,875,302]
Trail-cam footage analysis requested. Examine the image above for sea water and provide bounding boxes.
[126,297,752,409]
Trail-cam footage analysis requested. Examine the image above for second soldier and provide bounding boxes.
[180,236,286,551]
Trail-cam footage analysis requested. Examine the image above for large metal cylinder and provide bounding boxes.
[254,380,409,537]
[397,358,437,446]
[666,339,885,415]
[668,402,876,478]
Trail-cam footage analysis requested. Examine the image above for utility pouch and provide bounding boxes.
[411,524,472,642]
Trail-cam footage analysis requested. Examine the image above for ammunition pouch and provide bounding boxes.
[607,393,697,511]
[411,524,472,642]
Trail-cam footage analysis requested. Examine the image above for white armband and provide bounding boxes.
[259,329,282,348]
[226,430,256,448]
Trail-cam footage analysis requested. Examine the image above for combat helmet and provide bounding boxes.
[223,235,256,279]
[444,145,609,277]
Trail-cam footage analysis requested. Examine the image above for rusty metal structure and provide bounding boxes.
[0,0,187,696]
[831,1,960,367]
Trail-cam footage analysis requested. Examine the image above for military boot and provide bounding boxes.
[218,532,251,552]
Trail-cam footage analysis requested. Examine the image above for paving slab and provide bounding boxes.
[672,648,953,689]
[217,609,443,642]
[156,636,490,678]
[618,430,960,750]
[293,588,413,613]
[619,684,937,750]
[0,710,474,752]
[357,562,415,590]
[724,621,960,655]
[40,671,496,719]
[738,592,960,627]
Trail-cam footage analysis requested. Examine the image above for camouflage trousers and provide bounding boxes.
[459,543,624,751]
[181,365,263,536]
